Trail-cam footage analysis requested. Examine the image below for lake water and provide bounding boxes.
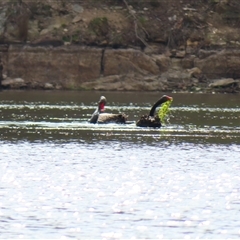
[0,90,240,239]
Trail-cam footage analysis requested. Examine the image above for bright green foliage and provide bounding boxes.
[158,99,173,124]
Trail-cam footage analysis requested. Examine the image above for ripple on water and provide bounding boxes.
[1,142,240,238]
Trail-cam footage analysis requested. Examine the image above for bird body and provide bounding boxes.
[97,113,128,123]
[136,95,173,128]
[136,115,162,128]
[89,96,127,124]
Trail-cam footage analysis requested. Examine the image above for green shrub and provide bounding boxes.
[88,17,109,36]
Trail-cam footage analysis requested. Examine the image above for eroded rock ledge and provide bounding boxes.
[0,44,240,93]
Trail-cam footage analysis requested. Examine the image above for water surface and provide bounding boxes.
[0,91,239,239]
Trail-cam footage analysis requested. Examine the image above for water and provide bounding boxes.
[0,90,240,239]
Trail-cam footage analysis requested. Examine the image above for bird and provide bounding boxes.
[136,95,173,128]
[89,96,128,124]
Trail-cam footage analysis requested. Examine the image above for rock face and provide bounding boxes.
[4,45,163,89]
[1,44,240,93]
[103,49,160,76]
[195,50,240,79]
[6,45,102,89]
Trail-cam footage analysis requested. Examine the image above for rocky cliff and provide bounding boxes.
[0,0,240,93]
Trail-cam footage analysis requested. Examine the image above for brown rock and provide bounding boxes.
[209,78,238,88]
[72,15,83,23]
[198,49,218,59]
[2,77,26,88]
[44,83,54,89]
[187,67,202,78]
[80,74,165,91]
[176,50,186,58]
[154,55,170,72]
[103,49,160,76]
[161,70,192,82]
[7,45,102,88]
[181,56,195,69]
[195,50,240,79]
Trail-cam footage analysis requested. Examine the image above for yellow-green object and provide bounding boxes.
[158,99,173,124]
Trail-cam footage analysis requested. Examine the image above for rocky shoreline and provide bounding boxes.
[0,1,240,93]
[0,44,239,94]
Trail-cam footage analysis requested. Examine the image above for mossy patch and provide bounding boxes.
[88,17,109,37]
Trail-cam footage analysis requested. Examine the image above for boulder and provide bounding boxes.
[209,78,238,88]
[181,56,195,69]
[198,49,218,59]
[2,78,26,88]
[154,55,171,72]
[195,50,240,79]
[187,67,202,78]
[71,4,84,13]
[44,83,54,89]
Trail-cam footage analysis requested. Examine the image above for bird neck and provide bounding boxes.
[149,98,166,116]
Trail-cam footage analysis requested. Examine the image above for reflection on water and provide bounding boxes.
[0,90,240,239]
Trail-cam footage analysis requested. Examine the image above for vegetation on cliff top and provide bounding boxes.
[0,0,240,50]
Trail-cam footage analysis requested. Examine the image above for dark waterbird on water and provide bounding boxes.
[89,96,128,124]
[136,95,173,128]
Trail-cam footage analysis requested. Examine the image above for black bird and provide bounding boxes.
[136,95,173,128]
